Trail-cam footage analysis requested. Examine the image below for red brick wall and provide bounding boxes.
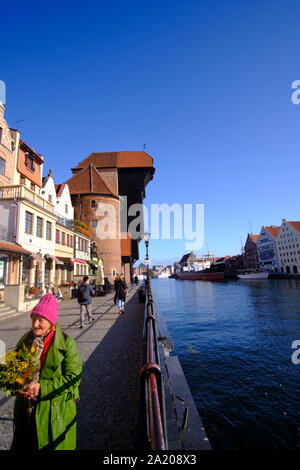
[72,194,122,282]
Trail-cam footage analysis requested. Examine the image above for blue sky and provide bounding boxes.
[2,0,300,265]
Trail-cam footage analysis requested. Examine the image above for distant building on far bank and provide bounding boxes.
[257,226,280,272]
[243,234,259,270]
[152,264,164,274]
[275,219,300,274]
[178,251,197,269]
[133,263,147,276]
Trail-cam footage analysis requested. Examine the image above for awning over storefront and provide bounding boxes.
[72,258,87,265]
[45,254,64,265]
[0,241,31,256]
[31,252,45,262]
[56,257,87,265]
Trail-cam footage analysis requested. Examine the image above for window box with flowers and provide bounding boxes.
[25,286,39,300]
[74,220,91,238]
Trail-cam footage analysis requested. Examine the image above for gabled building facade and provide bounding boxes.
[178,251,197,270]
[243,234,259,270]
[0,103,20,187]
[42,170,76,287]
[257,226,280,272]
[275,219,300,274]
[0,138,57,310]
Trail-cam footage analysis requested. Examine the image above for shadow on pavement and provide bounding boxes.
[76,290,146,451]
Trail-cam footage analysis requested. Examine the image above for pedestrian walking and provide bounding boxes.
[114,274,128,314]
[11,294,82,450]
[49,281,55,295]
[77,276,94,328]
[56,287,63,301]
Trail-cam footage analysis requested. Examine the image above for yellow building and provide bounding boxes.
[55,223,75,286]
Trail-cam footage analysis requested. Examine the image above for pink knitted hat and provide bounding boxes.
[30,294,59,325]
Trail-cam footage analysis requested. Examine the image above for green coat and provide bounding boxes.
[12,325,82,450]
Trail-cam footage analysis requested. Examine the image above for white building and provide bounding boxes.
[275,219,300,274]
[42,170,74,222]
[42,170,89,286]
[257,226,280,272]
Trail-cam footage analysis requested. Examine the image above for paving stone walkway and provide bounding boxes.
[0,285,145,450]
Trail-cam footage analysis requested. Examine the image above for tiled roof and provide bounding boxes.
[66,164,117,196]
[288,221,300,233]
[0,241,31,255]
[250,234,259,243]
[55,183,66,197]
[179,252,192,264]
[71,151,153,171]
[264,226,280,238]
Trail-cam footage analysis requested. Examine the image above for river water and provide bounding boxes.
[151,278,300,450]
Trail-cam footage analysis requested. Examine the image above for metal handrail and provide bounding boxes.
[140,278,167,450]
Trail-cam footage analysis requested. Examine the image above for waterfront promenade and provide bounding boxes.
[0,284,145,450]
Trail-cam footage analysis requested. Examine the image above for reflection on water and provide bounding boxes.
[151,278,300,449]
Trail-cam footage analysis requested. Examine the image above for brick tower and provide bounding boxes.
[66,152,155,283]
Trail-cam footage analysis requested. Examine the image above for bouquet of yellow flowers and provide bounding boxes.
[0,344,40,396]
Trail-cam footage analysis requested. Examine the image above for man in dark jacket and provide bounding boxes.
[78,276,94,328]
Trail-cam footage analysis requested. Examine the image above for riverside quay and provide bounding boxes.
[0,282,210,451]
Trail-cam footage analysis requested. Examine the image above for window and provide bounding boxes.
[25,153,35,172]
[0,127,3,143]
[91,220,97,227]
[61,232,66,245]
[36,217,43,237]
[20,175,25,185]
[31,183,35,192]
[67,234,70,247]
[48,194,52,203]
[65,204,68,214]
[56,229,60,243]
[91,200,96,208]
[46,221,52,241]
[0,157,5,175]
[25,211,33,234]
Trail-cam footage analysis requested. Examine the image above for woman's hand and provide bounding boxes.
[18,382,41,399]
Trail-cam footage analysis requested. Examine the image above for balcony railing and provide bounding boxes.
[0,185,54,213]
[56,214,73,229]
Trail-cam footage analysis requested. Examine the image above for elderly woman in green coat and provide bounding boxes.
[11,294,82,451]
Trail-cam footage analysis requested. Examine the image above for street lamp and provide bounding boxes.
[143,232,150,259]
[143,232,150,281]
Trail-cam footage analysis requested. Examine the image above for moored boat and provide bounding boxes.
[237,272,270,279]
